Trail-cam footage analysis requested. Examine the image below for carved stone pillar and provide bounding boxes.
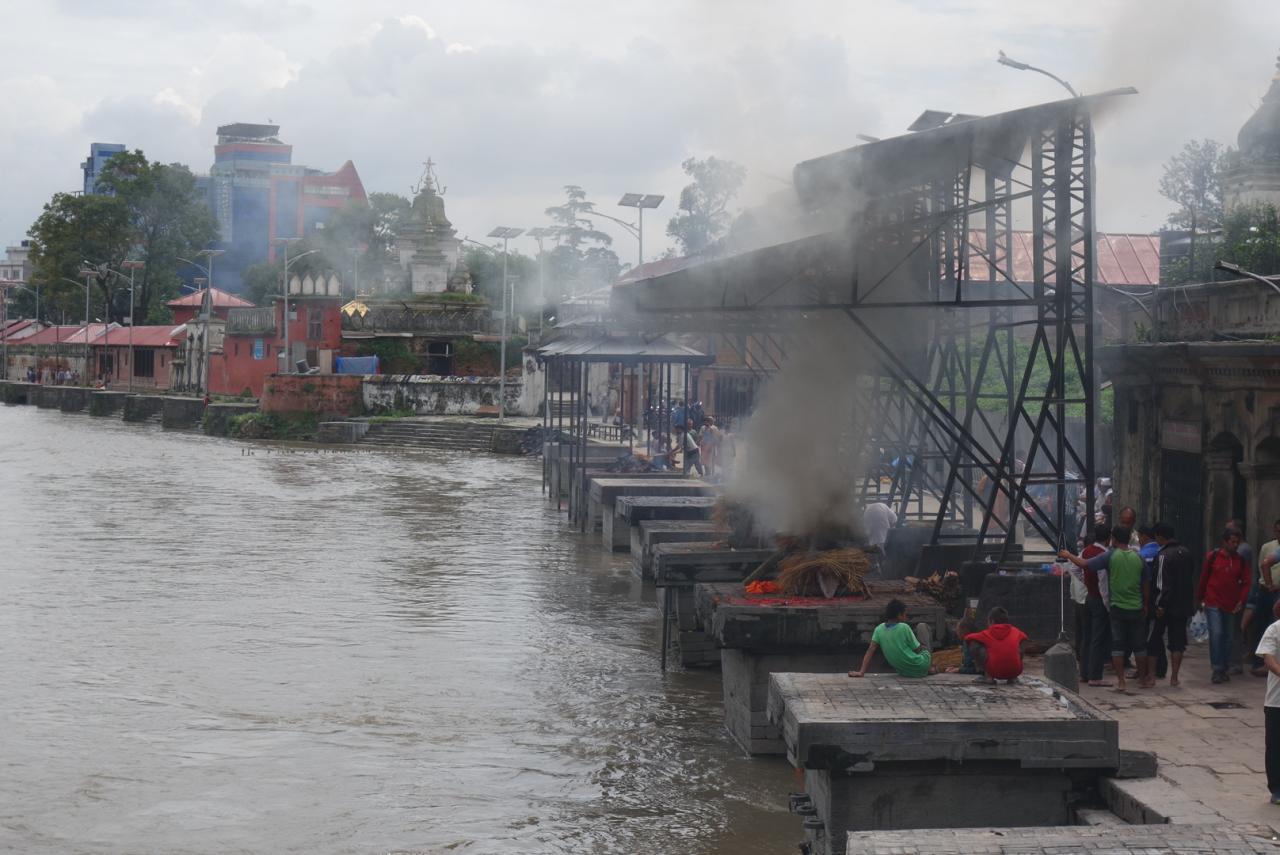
[1204,449,1237,545]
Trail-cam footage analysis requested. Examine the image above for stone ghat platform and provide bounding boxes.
[844,824,1280,855]
[631,519,721,579]
[696,584,948,756]
[769,673,1119,855]
[653,544,776,669]
[589,476,716,543]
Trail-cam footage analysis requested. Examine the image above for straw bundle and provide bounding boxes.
[775,548,871,598]
[931,646,964,670]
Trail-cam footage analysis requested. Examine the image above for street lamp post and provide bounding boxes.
[0,280,43,380]
[617,193,665,266]
[996,50,1080,98]
[93,261,146,390]
[487,227,524,423]
[79,268,98,383]
[196,249,225,396]
[274,239,319,375]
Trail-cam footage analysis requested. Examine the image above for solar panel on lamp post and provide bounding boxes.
[487,227,524,422]
[617,193,664,267]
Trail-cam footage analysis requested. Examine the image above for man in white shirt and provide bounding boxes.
[1254,599,1280,803]
[863,502,897,550]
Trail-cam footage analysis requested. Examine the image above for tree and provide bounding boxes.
[463,245,536,310]
[666,156,747,255]
[539,185,622,298]
[1159,139,1230,230]
[96,151,218,322]
[27,193,132,324]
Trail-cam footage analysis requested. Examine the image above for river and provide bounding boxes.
[0,406,796,854]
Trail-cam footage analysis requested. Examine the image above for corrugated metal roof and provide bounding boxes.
[95,325,185,347]
[166,287,254,309]
[537,333,711,364]
[965,231,1160,287]
[22,324,114,345]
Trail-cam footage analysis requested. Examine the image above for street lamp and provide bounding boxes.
[1214,260,1280,297]
[997,50,1079,98]
[79,268,98,383]
[487,226,524,422]
[93,261,145,391]
[274,239,319,374]
[617,193,664,266]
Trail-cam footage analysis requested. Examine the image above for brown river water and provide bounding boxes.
[0,406,796,854]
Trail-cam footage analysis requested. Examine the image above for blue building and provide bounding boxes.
[81,143,126,195]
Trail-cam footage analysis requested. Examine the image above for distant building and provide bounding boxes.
[1,240,32,283]
[82,143,126,195]
[1224,57,1280,211]
[166,287,254,325]
[201,123,367,292]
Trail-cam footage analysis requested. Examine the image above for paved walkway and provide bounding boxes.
[1032,643,1279,825]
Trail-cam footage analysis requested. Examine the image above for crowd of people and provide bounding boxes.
[25,366,82,385]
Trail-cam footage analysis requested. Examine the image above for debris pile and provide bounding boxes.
[903,571,963,613]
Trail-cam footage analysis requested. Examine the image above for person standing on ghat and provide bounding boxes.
[1197,528,1252,684]
[1137,524,1168,680]
[1253,599,1280,804]
[1231,518,1256,675]
[1145,522,1194,687]
[1068,523,1113,687]
[1060,525,1146,692]
[1253,521,1280,677]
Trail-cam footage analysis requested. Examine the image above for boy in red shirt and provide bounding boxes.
[965,606,1029,684]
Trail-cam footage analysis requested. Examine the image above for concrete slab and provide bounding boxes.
[632,520,721,578]
[768,673,1118,770]
[588,477,715,539]
[844,824,1280,854]
[651,543,773,587]
[696,583,947,651]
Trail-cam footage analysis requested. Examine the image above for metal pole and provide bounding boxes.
[204,255,213,396]
[83,273,92,383]
[127,267,135,392]
[638,207,644,266]
[498,236,510,423]
[282,243,291,375]
[537,238,545,338]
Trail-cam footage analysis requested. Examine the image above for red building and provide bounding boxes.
[210,292,344,397]
[167,288,254,325]
[267,161,367,262]
[91,325,184,389]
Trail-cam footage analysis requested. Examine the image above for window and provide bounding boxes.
[253,339,264,360]
[234,342,240,357]
[308,309,322,341]
[134,349,155,378]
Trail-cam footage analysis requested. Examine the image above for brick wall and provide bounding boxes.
[262,374,364,416]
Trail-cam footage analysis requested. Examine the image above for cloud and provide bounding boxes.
[6,1,1280,250]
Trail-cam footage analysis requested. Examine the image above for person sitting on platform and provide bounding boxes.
[964,606,1028,684]
[849,598,934,678]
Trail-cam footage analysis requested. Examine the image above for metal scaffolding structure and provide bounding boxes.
[611,91,1135,559]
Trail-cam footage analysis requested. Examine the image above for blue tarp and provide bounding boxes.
[335,356,379,375]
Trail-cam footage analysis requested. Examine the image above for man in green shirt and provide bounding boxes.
[849,599,934,678]
[1061,525,1149,692]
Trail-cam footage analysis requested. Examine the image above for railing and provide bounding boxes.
[225,306,276,334]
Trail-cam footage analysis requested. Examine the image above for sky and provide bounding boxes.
[4,0,1280,263]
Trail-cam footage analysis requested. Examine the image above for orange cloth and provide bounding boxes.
[744,580,781,595]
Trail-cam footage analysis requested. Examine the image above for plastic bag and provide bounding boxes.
[1189,609,1209,644]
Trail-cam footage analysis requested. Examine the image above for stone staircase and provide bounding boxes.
[355,419,498,452]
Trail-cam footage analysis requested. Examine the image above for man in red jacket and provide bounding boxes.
[965,606,1029,684]
[1197,528,1252,683]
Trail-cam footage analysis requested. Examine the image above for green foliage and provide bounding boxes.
[227,412,319,441]
[1159,139,1230,231]
[241,236,331,306]
[356,338,419,374]
[535,185,622,298]
[24,149,216,325]
[666,156,747,255]
[970,338,1111,424]
[365,408,416,422]
[463,245,537,309]
[450,336,496,373]
[1163,202,1280,286]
